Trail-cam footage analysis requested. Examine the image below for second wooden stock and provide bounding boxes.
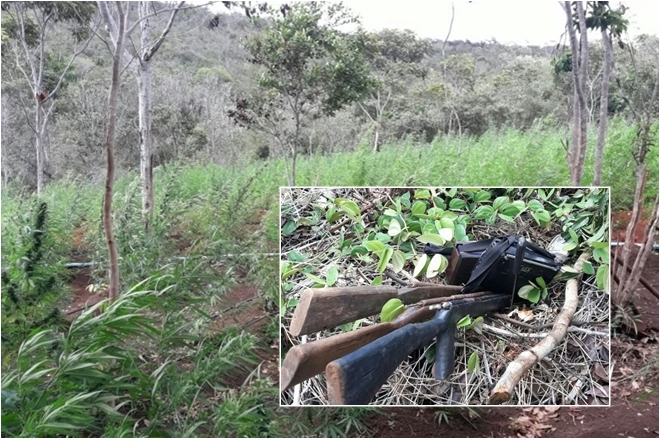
[289,284,463,336]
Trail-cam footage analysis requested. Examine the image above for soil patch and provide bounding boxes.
[63,269,106,320]
[612,210,652,243]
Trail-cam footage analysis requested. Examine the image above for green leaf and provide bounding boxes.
[417,234,445,246]
[282,220,297,235]
[527,287,541,303]
[499,203,521,217]
[381,298,405,322]
[536,209,551,223]
[457,315,472,328]
[591,241,609,249]
[473,190,491,202]
[467,316,484,334]
[596,264,609,292]
[474,205,495,220]
[583,261,595,275]
[528,200,544,212]
[535,277,546,288]
[414,188,431,199]
[365,240,385,253]
[426,254,447,278]
[562,241,578,251]
[413,254,428,278]
[411,201,427,216]
[326,206,342,222]
[305,273,326,286]
[493,196,509,210]
[391,250,406,273]
[568,228,579,244]
[497,213,515,223]
[439,217,454,230]
[326,266,338,287]
[388,218,402,236]
[377,246,394,273]
[454,224,467,241]
[439,227,454,242]
[449,198,467,210]
[593,247,610,264]
[467,351,479,372]
[371,275,382,286]
[384,208,399,217]
[517,285,534,300]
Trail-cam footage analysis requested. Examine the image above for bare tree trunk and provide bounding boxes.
[564,1,588,185]
[137,59,154,224]
[593,29,613,186]
[575,2,589,184]
[35,100,45,194]
[103,2,127,303]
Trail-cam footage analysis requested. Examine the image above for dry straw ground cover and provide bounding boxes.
[280,187,610,406]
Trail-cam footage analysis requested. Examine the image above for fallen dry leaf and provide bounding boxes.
[593,363,610,383]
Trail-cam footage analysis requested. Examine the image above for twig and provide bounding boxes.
[483,323,609,339]
[489,253,589,404]
[491,313,591,330]
[384,269,408,286]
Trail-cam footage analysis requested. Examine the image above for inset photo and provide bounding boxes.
[280,187,610,406]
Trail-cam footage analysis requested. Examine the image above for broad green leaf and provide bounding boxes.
[388,218,402,236]
[527,200,544,212]
[384,208,398,217]
[326,206,342,222]
[371,275,382,286]
[455,224,467,241]
[583,261,595,275]
[517,285,534,300]
[499,203,521,217]
[352,319,362,331]
[527,287,541,303]
[457,315,472,328]
[568,228,579,244]
[439,217,454,230]
[411,201,427,216]
[467,351,479,372]
[426,254,447,278]
[365,240,385,253]
[326,266,338,287]
[593,247,609,264]
[493,196,510,210]
[377,246,394,273]
[473,190,491,203]
[414,188,431,199]
[536,209,551,223]
[562,241,577,251]
[417,233,446,246]
[474,205,494,220]
[381,298,405,322]
[591,241,609,249]
[282,220,297,235]
[391,250,406,273]
[449,198,467,210]
[439,227,454,242]
[413,254,428,278]
[535,277,546,288]
[467,316,484,334]
[350,246,368,257]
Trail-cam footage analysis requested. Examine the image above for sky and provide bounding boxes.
[342,0,659,46]
[210,1,660,46]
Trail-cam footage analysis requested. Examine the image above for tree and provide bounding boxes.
[356,29,431,152]
[234,2,377,185]
[563,1,589,185]
[102,1,128,303]
[3,2,97,195]
[586,2,627,186]
[98,1,186,227]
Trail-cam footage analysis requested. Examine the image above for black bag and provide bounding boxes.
[424,235,562,297]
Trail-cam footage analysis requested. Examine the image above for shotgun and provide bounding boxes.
[325,292,511,405]
[281,290,495,391]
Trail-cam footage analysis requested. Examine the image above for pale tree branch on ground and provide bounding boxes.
[489,252,589,404]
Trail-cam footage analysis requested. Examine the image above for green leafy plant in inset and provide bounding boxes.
[517,277,548,304]
[380,298,406,323]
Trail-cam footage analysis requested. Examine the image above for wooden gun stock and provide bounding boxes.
[325,293,510,405]
[289,284,463,336]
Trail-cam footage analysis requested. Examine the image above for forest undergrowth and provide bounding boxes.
[1,122,657,437]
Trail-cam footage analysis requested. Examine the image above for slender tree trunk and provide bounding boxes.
[103,2,127,303]
[593,30,613,186]
[137,60,154,224]
[575,2,589,184]
[564,1,588,185]
[35,100,45,195]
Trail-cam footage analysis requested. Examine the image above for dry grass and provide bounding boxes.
[280,187,610,406]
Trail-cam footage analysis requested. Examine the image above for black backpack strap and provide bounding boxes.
[461,235,518,293]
